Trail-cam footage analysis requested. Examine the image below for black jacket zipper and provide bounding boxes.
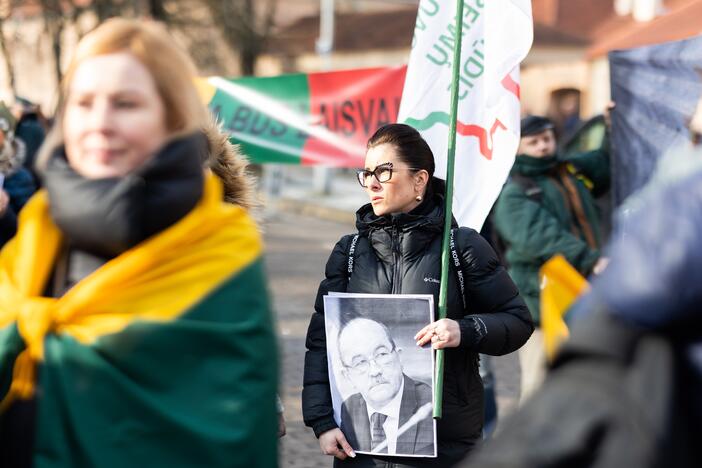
[391,225,402,294]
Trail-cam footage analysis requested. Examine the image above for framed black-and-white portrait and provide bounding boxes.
[323,293,437,457]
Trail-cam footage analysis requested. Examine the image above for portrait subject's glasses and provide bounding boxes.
[356,162,421,188]
[345,347,396,374]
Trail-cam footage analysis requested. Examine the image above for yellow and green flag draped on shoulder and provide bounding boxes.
[0,174,278,467]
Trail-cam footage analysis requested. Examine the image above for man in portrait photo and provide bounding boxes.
[337,317,435,456]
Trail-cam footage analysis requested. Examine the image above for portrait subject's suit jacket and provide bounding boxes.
[340,374,434,456]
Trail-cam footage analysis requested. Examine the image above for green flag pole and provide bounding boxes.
[434,0,465,420]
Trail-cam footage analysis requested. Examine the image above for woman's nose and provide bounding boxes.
[368,177,382,191]
[87,100,114,132]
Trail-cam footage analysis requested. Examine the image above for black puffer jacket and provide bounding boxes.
[303,191,533,463]
[0,208,17,248]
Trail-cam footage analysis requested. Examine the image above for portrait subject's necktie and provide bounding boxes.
[370,412,388,453]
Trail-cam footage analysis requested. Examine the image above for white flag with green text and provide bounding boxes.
[398,0,533,230]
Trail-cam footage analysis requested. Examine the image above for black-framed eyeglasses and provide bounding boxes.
[356,162,421,188]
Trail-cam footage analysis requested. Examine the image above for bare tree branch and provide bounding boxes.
[65,0,94,38]
[147,0,170,21]
[37,0,64,86]
[0,14,15,93]
[200,0,279,76]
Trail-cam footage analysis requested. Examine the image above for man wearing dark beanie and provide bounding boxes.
[493,114,609,402]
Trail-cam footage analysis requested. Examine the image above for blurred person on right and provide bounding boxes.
[493,115,609,401]
[457,98,702,468]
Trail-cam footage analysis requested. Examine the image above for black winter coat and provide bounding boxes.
[303,193,533,465]
[0,208,17,248]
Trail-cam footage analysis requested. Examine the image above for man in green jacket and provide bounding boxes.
[494,115,609,401]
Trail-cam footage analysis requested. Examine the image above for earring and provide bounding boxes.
[415,195,423,202]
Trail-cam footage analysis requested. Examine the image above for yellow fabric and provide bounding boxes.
[539,255,589,362]
[566,163,595,191]
[0,173,262,405]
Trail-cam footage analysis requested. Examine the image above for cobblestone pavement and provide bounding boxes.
[264,211,521,468]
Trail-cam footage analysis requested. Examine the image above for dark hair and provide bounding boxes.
[520,115,555,137]
[367,123,435,177]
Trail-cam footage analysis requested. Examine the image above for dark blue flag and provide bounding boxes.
[609,34,702,206]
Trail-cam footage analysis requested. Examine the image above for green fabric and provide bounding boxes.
[1,259,278,467]
[210,74,310,164]
[567,148,610,197]
[0,323,23,398]
[494,153,604,323]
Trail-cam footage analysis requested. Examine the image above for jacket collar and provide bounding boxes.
[355,192,446,236]
[512,154,560,177]
[355,192,454,263]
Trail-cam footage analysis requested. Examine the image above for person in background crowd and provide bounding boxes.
[493,115,609,402]
[457,95,702,468]
[11,97,48,184]
[277,395,287,438]
[0,189,16,247]
[0,18,277,467]
[477,355,498,439]
[303,123,533,467]
[0,102,37,248]
[547,90,582,142]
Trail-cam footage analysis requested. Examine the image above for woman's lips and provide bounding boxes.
[372,196,384,204]
[88,148,124,162]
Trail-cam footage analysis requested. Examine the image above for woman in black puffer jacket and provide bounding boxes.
[302,123,534,467]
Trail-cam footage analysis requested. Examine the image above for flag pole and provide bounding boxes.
[435,0,465,420]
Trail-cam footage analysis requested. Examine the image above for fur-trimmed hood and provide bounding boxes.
[203,121,259,212]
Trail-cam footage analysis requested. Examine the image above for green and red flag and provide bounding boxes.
[195,66,407,167]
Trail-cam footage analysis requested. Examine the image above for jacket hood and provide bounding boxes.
[203,121,259,212]
[512,154,559,177]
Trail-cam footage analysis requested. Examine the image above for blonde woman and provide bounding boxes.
[0,19,277,467]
